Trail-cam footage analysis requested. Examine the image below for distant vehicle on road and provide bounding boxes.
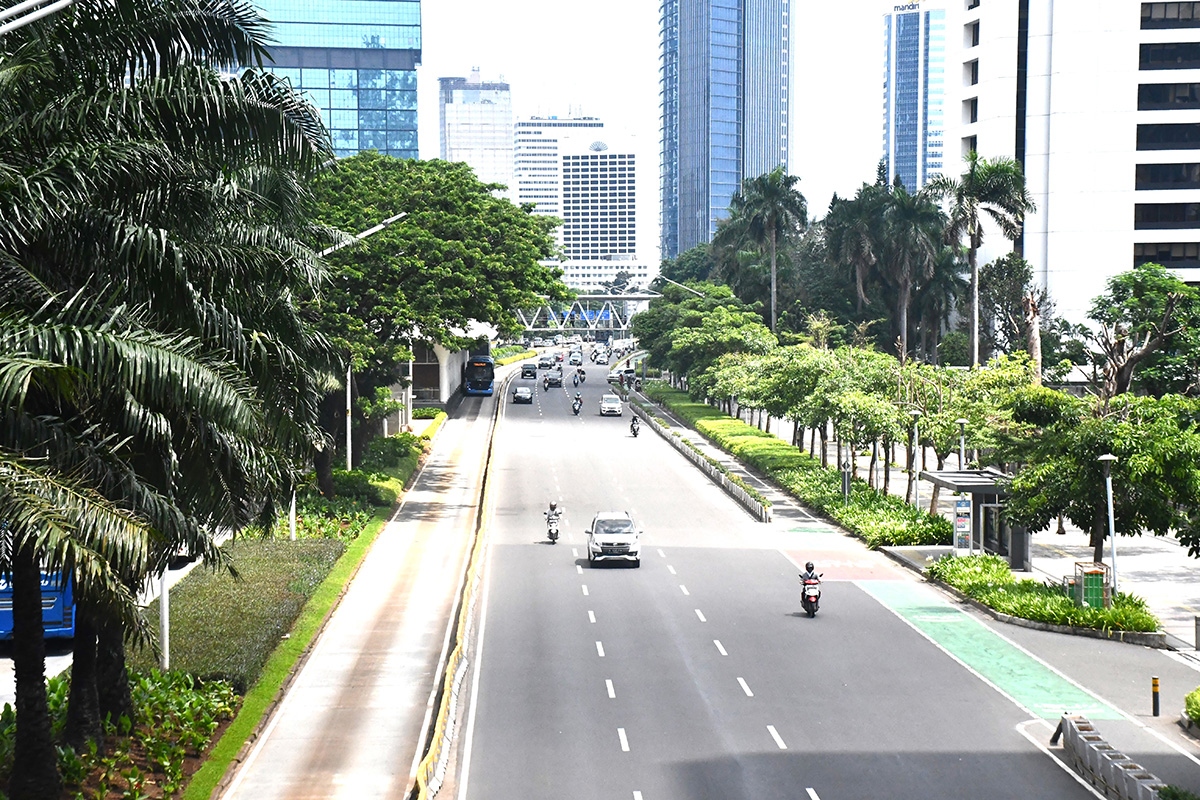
[568,352,583,366]
[544,371,563,388]
[520,363,538,379]
[599,393,623,416]
[512,386,534,404]
[586,511,642,566]
[607,367,636,384]
[537,355,554,370]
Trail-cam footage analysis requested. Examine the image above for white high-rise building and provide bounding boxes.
[438,69,513,192]
[514,116,657,291]
[882,1,947,190]
[950,2,1200,323]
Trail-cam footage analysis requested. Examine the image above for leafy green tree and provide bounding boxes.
[307,153,567,480]
[669,306,777,396]
[928,152,1036,367]
[879,181,945,358]
[659,244,717,284]
[1086,262,1200,399]
[822,183,886,315]
[711,166,807,332]
[631,282,745,376]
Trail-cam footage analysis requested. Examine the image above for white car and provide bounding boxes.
[599,393,623,416]
[586,511,642,566]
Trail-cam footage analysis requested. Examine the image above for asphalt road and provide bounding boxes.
[456,369,1137,800]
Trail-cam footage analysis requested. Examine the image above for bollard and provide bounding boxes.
[1195,616,1199,651]
[1152,676,1160,717]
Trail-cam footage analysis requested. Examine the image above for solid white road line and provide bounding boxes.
[1016,720,1105,799]
[588,610,596,624]
[767,725,787,749]
[806,789,821,800]
[695,609,707,622]
[576,565,583,574]
[606,679,616,699]
[618,728,630,752]
[596,641,605,657]
[680,585,690,596]
[714,640,728,656]
[582,585,589,596]
[737,677,754,697]
[667,565,677,575]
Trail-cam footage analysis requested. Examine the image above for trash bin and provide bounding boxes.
[1075,562,1111,609]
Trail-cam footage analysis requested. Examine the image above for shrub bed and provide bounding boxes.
[1187,685,1200,725]
[412,406,442,419]
[130,539,347,692]
[494,346,535,364]
[926,554,1159,632]
[332,468,398,507]
[644,383,950,548]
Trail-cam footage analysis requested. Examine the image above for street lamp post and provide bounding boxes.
[909,409,922,508]
[1098,453,1119,595]
[956,418,968,469]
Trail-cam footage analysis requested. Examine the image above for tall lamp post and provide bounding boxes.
[1098,453,1119,594]
[909,409,922,508]
[956,418,968,469]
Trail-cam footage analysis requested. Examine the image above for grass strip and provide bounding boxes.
[927,553,1159,632]
[182,504,391,799]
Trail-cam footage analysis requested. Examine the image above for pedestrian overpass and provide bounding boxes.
[516,292,658,337]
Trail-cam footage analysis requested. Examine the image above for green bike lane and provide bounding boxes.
[858,580,1122,721]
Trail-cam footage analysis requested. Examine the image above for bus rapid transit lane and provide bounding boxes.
[220,404,491,800]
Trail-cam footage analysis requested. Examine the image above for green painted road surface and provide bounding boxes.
[860,580,1123,720]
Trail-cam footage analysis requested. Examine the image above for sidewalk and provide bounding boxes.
[634,388,1200,650]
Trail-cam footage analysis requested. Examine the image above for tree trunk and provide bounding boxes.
[930,455,945,512]
[970,232,980,368]
[898,281,910,359]
[1023,293,1043,386]
[8,543,61,800]
[64,600,101,750]
[809,427,816,457]
[315,447,335,498]
[820,426,828,468]
[1091,504,1107,565]
[883,444,892,493]
[905,430,916,504]
[769,227,778,333]
[96,616,133,724]
[792,419,800,447]
[869,441,878,490]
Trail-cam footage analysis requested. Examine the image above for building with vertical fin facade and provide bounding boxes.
[438,69,513,191]
[660,0,791,259]
[882,1,946,190]
[253,0,421,159]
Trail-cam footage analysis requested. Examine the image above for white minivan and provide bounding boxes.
[586,511,641,566]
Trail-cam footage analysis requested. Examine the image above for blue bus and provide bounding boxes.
[464,356,496,396]
[0,571,76,640]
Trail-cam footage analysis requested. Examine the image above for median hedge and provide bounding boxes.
[643,383,951,548]
[926,554,1159,632]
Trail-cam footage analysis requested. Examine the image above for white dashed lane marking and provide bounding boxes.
[618,728,630,752]
[737,677,754,697]
[714,640,727,656]
[680,585,690,596]
[606,679,616,698]
[596,641,605,657]
[695,609,707,622]
[588,610,596,624]
[767,725,787,749]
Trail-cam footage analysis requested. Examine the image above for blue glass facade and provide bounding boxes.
[661,0,789,259]
[254,0,421,159]
[882,6,944,191]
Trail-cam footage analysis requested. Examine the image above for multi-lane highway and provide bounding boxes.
[455,360,1151,800]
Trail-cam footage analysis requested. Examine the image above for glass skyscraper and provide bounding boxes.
[438,70,513,191]
[882,2,945,191]
[660,0,790,259]
[253,0,421,159]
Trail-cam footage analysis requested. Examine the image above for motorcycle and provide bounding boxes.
[572,399,582,415]
[630,418,640,437]
[573,374,580,387]
[801,574,823,617]
[546,513,560,543]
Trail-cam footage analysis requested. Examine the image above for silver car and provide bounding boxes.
[586,511,642,566]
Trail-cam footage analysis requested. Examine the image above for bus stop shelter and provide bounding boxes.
[918,467,1030,571]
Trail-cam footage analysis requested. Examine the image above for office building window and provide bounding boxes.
[1135,241,1200,267]
[1139,82,1200,109]
[1138,123,1200,149]
[967,59,979,86]
[962,135,977,157]
[1135,202,1200,228]
[964,97,979,123]
[1136,162,1200,189]
[1141,42,1200,69]
[966,21,980,47]
[1142,3,1200,28]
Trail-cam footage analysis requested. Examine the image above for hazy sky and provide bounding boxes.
[418,1,885,221]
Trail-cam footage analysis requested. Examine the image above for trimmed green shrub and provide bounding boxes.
[363,431,421,470]
[412,406,442,419]
[332,468,397,506]
[646,384,950,548]
[927,554,1159,632]
[1159,787,1200,800]
[1186,685,1200,725]
[130,540,345,692]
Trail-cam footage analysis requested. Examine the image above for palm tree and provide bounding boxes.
[1,0,336,793]
[711,166,807,332]
[880,181,947,358]
[823,183,887,313]
[928,152,1035,367]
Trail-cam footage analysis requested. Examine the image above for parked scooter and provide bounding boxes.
[630,417,640,437]
[801,573,823,617]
